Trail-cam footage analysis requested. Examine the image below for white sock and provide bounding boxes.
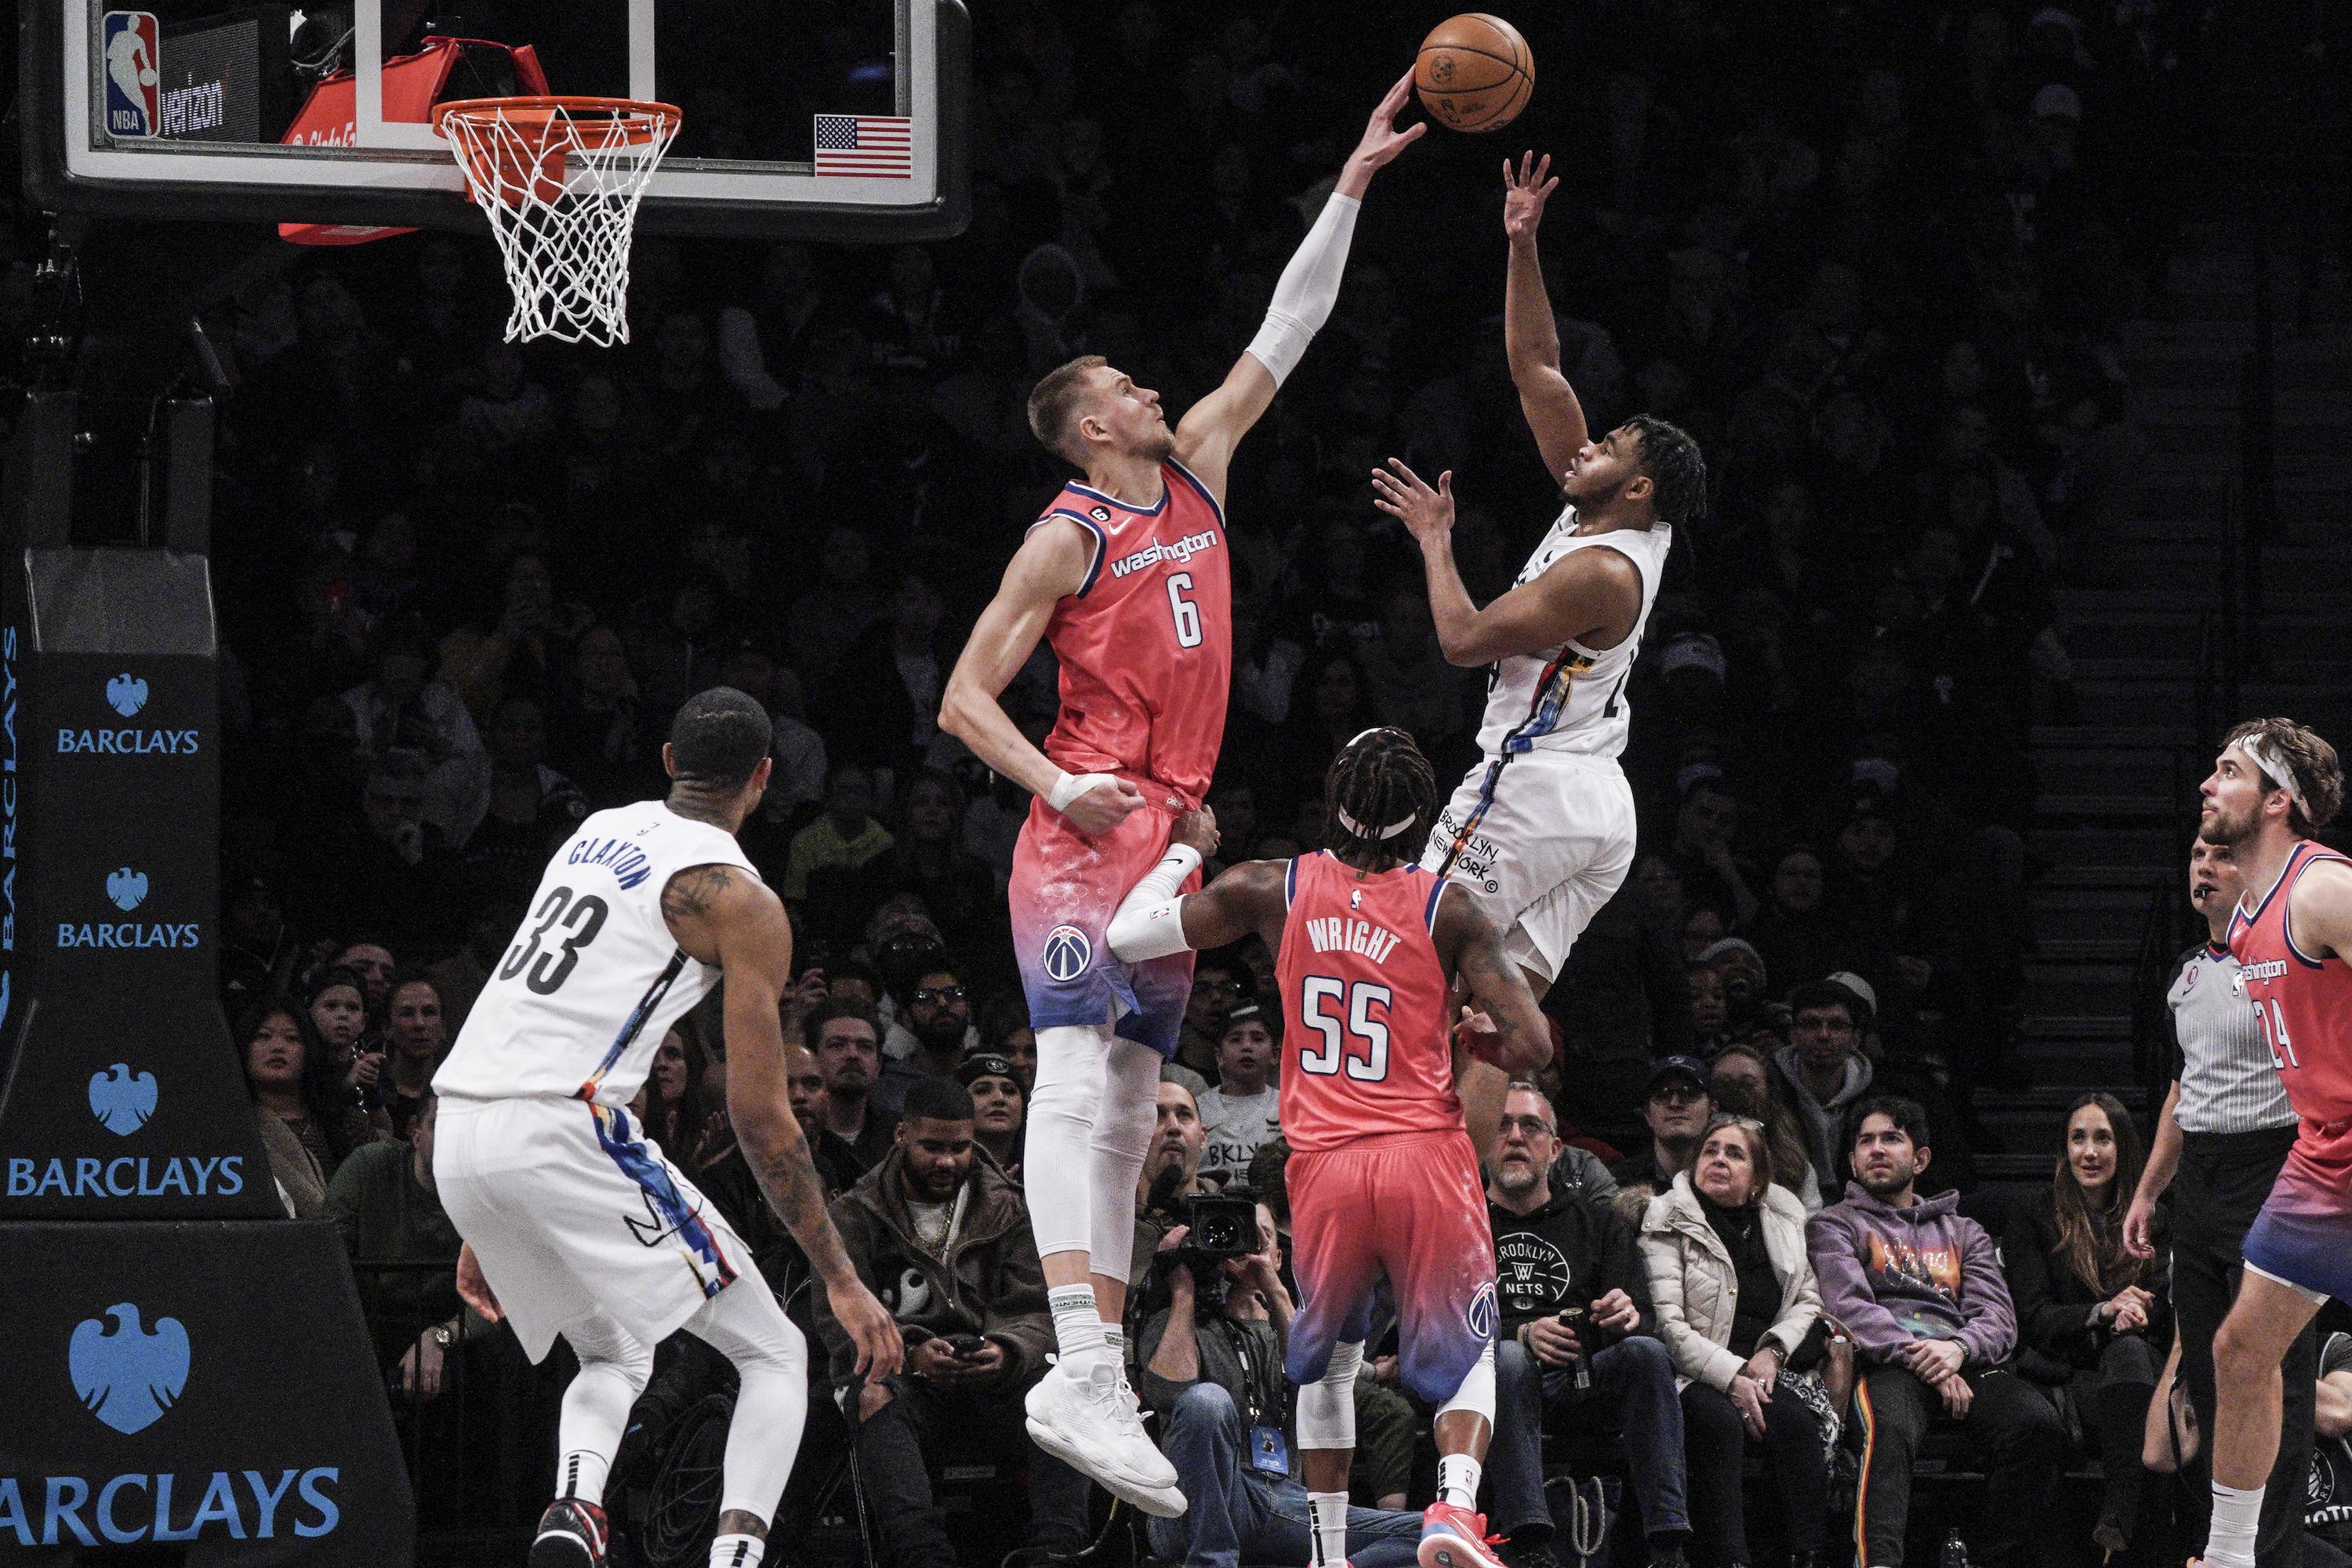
[1049,1284,1107,1370]
[2205,1481,2264,1568]
[710,1533,764,1568]
[558,1449,611,1509]
[1309,1490,1351,1568]
[1105,1323,1127,1370]
[1438,1454,1482,1511]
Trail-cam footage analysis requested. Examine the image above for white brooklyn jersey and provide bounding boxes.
[435,800,757,1108]
[1471,509,1671,759]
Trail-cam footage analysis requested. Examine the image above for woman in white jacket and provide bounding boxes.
[1640,1115,1831,1568]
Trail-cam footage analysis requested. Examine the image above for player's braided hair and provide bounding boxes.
[1324,727,1439,866]
[1624,413,1708,529]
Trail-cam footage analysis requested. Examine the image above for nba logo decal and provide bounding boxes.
[1043,924,1092,982]
[102,13,162,137]
[1465,1281,1498,1341]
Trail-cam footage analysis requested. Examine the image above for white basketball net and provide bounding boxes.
[436,100,681,347]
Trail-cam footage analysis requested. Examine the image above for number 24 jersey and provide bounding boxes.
[435,800,758,1109]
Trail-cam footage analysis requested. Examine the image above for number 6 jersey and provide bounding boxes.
[436,800,758,1108]
[1272,850,1460,1152]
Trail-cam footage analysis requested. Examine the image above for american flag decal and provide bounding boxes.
[814,114,913,179]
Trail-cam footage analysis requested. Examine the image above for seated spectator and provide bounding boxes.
[241,996,374,1214]
[339,630,488,847]
[873,964,975,1116]
[1177,956,1252,1081]
[635,1022,712,1159]
[1806,1098,2065,1568]
[1198,1002,1281,1188]
[1138,1196,1423,1568]
[1612,1057,1716,1203]
[957,1052,1026,1176]
[1640,1115,1830,1568]
[1705,1044,1823,1213]
[2004,1092,2167,1556]
[814,1078,1090,1568]
[810,996,898,1180]
[695,1044,850,1307]
[1486,1083,1693,1568]
[307,964,379,1111]
[333,938,399,1015]
[325,1090,467,1402]
[381,971,449,1141]
[782,761,894,905]
[978,989,1038,1091]
[1699,938,1770,1037]
[1771,981,1877,1199]
[877,769,1005,967]
[1689,963,1733,1053]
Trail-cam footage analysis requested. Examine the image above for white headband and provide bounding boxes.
[2237,734,2308,815]
[1334,805,1420,841]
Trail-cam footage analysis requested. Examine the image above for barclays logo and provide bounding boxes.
[107,869,149,913]
[106,674,150,718]
[70,1304,190,1436]
[89,1065,158,1137]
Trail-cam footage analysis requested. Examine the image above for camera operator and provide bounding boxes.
[814,1077,1089,1568]
[1131,1079,1215,1290]
[1136,1195,1422,1568]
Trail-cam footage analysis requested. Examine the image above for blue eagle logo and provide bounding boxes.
[1042,924,1093,983]
[70,1304,191,1435]
[107,867,151,912]
[106,673,150,717]
[88,1063,159,1136]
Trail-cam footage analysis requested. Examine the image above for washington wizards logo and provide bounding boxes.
[1043,924,1092,982]
[1466,1281,1498,1341]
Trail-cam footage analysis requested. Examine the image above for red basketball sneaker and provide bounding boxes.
[531,1497,611,1568]
[1419,1501,1508,1568]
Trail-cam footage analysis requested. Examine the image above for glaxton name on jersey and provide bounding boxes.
[565,834,653,891]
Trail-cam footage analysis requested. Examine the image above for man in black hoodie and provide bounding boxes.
[1485,1084,1692,1568]
[814,1077,1089,1568]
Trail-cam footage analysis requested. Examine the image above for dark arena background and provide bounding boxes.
[2,2,2348,1566]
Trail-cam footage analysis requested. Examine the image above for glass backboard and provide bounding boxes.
[22,0,969,241]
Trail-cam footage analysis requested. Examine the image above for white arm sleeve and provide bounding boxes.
[1105,844,1203,961]
[1243,192,1363,387]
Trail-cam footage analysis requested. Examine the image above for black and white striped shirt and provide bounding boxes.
[2169,940,2296,1134]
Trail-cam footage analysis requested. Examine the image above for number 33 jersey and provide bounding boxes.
[1273,851,1460,1152]
[437,800,757,1108]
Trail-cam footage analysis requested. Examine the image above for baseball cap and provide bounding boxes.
[1644,1055,1712,1098]
[1698,936,1767,976]
[1221,1001,1272,1036]
[1821,971,1879,1020]
[956,1053,1021,1089]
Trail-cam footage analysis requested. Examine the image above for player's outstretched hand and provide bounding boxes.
[1340,70,1428,196]
[1453,1004,1502,1064]
[831,1274,906,1381]
[456,1241,503,1323]
[1370,457,1455,545]
[1065,776,1147,836]
[1503,151,1558,241]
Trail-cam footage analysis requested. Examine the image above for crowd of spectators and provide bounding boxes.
[24,0,2322,1561]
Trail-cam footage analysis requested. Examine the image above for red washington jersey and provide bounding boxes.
[1275,851,1460,1152]
[2231,840,2352,1168]
[1033,461,1230,808]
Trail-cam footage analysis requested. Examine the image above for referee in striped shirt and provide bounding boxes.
[2125,838,2314,1566]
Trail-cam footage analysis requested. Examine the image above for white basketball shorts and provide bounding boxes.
[1420,748,1638,986]
[434,1094,758,1363]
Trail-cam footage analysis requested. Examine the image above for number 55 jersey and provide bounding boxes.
[436,799,758,1108]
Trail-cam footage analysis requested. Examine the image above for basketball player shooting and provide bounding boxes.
[1371,152,1706,1003]
[433,689,899,1568]
[1105,727,1551,1568]
[937,74,1425,1517]
[2190,719,2351,1568]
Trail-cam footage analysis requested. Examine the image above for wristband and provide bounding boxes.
[1047,771,1116,814]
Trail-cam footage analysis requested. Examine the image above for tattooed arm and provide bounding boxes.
[1434,884,1555,1163]
[662,863,902,1378]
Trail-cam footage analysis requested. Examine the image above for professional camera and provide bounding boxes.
[1145,1167,1259,1265]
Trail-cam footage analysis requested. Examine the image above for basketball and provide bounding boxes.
[1414,14,1534,133]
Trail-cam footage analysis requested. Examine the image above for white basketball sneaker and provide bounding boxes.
[1024,1356,1187,1518]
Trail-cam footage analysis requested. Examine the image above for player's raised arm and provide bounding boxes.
[938,518,1146,836]
[1372,456,1642,667]
[1500,151,1588,485]
[1174,71,1427,500]
[661,863,902,1379]
[1105,808,1290,959]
